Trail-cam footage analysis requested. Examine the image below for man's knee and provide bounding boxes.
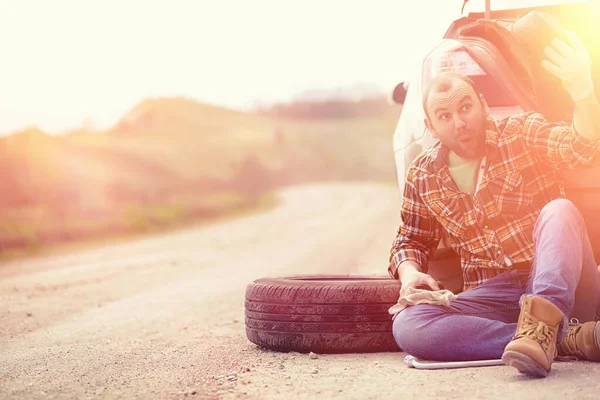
[535,199,584,233]
[392,305,437,354]
[539,199,582,222]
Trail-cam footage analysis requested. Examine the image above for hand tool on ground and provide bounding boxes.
[403,355,504,370]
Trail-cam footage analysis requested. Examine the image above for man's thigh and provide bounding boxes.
[439,269,526,323]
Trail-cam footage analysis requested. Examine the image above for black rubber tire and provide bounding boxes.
[244,275,401,354]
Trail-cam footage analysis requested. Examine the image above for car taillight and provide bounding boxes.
[422,40,486,86]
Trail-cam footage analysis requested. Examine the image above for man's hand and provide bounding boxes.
[541,30,594,103]
[399,269,442,298]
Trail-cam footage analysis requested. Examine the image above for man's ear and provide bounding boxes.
[480,94,490,116]
[424,118,438,138]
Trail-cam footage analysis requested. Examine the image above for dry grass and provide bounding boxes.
[0,96,401,257]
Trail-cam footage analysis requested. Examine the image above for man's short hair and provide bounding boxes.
[422,72,478,120]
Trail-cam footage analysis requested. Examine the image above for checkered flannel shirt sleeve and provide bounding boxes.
[520,112,600,169]
[389,166,443,279]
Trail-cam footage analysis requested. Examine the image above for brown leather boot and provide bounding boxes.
[556,320,600,361]
[502,295,563,377]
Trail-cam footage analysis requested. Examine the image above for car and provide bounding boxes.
[389,0,600,292]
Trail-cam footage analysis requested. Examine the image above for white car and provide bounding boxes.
[389,1,600,291]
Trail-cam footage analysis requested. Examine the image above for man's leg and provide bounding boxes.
[503,199,600,376]
[524,199,600,336]
[392,269,527,361]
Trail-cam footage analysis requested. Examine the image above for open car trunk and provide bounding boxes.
[447,1,600,122]
[442,1,600,262]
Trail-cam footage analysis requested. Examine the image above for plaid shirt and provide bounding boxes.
[389,112,600,291]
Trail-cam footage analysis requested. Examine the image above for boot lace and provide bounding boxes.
[556,318,584,361]
[514,311,556,352]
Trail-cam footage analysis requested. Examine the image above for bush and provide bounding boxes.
[230,153,273,200]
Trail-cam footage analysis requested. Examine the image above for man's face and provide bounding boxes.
[424,78,489,160]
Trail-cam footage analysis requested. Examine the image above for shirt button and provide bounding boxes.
[484,225,489,229]
[497,250,502,255]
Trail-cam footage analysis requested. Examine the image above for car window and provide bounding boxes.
[422,39,518,107]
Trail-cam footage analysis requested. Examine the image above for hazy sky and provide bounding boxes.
[0,0,579,134]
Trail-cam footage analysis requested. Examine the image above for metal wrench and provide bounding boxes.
[403,355,505,370]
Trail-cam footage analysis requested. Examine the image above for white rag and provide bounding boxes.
[389,287,458,320]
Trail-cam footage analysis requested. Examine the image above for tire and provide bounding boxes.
[244,275,401,354]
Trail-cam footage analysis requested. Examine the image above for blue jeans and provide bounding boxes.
[392,199,600,361]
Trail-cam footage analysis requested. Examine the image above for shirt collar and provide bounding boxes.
[432,116,499,172]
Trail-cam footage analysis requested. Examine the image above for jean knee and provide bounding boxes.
[535,199,584,234]
[539,199,582,222]
[392,305,436,354]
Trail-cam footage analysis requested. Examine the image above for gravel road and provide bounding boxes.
[1,182,599,400]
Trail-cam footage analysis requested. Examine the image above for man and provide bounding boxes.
[389,29,600,378]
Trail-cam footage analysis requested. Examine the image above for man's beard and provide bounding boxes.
[449,125,486,159]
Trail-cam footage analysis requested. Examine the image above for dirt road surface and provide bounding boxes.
[1,182,599,399]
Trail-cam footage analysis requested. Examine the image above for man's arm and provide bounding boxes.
[388,166,442,279]
[572,91,600,142]
[520,30,600,169]
[541,30,599,143]
[520,111,600,170]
